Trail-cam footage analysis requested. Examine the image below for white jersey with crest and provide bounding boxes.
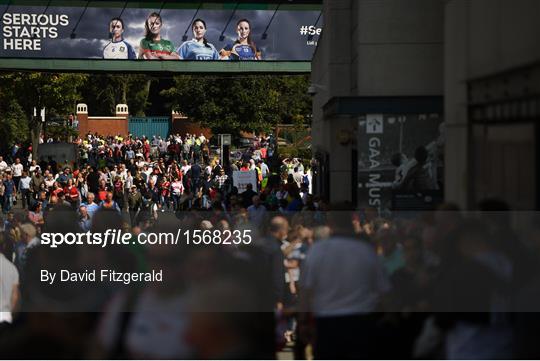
[103,39,136,59]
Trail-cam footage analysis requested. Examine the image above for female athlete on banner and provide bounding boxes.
[139,12,179,60]
[177,19,220,60]
[220,19,262,60]
[103,17,137,59]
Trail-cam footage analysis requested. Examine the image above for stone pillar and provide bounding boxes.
[115,104,129,136]
[76,103,88,136]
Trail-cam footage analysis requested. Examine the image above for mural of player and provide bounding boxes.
[219,19,261,60]
[139,12,179,60]
[103,17,136,59]
[177,19,219,60]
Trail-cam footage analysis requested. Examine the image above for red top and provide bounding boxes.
[161,181,171,196]
[67,186,79,200]
[98,190,108,201]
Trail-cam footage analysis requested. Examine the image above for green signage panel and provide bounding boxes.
[0,58,311,72]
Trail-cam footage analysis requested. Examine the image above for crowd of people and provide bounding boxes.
[1,132,540,359]
[1,132,309,221]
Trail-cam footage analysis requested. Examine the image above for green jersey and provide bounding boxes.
[139,38,176,57]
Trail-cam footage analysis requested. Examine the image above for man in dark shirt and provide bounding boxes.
[127,186,142,223]
[400,146,433,191]
[241,183,258,208]
[167,141,180,162]
[266,215,288,309]
[30,169,44,200]
[86,167,100,194]
[190,162,202,192]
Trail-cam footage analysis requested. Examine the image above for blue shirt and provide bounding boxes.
[222,43,261,60]
[79,217,92,232]
[83,202,100,218]
[177,39,219,60]
[3,180,15,195]
[57,173,70,184]
[100,200,121,213]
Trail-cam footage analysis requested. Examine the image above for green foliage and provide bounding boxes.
[0,100,29,148]
[0,72,310,156]
[161,75,311,136]
[0,72,87,120]
[0,72,87,157]
[278,125,311,145]
[45,124,78,142]
[81,74,152,116]
[127,75,153,116]
[278,145,312,164]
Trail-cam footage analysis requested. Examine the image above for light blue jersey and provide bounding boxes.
[177,39,219,60]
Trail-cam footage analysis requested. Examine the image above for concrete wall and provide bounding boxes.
[353,0,444,96]
[310,0,354,203]
[311,0,347,152]
[444,0,470,208]
[467,0,540,78]
[444,0,540,209]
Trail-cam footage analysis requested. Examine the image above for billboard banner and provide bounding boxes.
[0,3,322,61]
[357,113,445,213]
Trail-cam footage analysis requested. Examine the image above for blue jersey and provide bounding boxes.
[220,43,261,60]
[177,39,219,60]
[103,38,136,59]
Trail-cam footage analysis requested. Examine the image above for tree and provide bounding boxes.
[81,74,153,116]
[0,100,29,154]
[161,75,311,135]
[0,72,87,159]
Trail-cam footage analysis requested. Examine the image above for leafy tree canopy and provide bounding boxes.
[0,72,310,155]
[0,72,87,156]
[80,74,152,116]
[161,74,311,135]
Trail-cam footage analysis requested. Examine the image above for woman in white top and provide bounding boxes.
[44,173,55,191]
[171,177,184,211]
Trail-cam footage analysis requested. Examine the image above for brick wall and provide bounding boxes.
[76,104,211,138]
[76,103,129,137]
[171,116,212,138]
[86,118,129,136]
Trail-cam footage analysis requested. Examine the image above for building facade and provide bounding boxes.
[312,0,539,210]
[445,0,540,210]
[311,0,444,210]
